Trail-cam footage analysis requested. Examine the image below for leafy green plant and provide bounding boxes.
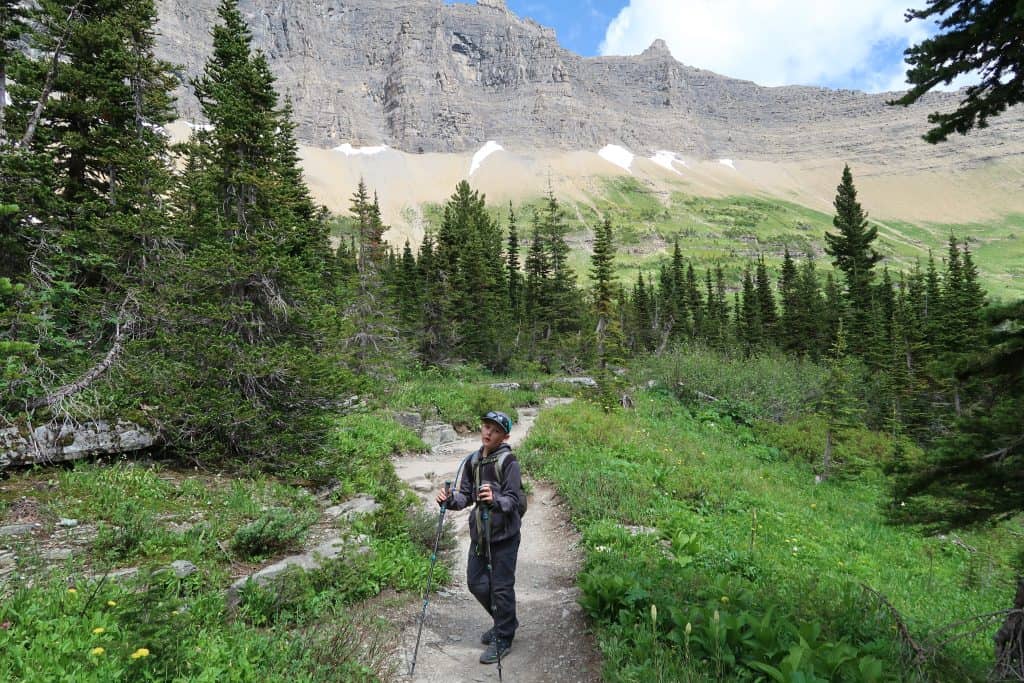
[232,507,315,561]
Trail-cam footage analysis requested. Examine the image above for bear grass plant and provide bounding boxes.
[519,395,1018,682]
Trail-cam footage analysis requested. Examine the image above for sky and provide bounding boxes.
[445,0,968,94]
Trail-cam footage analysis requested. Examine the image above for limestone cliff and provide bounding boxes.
[155,0,1023,167]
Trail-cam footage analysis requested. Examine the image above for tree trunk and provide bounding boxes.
[993,577,1024,680]
[0,61,7,145]
[821,428,833,480]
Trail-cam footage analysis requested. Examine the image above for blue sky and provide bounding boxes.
[445,0,961,94]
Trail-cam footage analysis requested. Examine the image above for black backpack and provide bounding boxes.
[470,448,528,517]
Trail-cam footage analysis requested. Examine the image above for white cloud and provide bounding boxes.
[599,0,942,92]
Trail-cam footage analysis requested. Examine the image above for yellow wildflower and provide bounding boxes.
[720,596,729,604]
[130,648,150,659]
[67,588,77,594]
[92,627,106,635]
[90,647,105,656]
[107,601,117,607]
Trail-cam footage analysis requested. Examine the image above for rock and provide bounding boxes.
[393,411,423,431]
[57,518,79,528]
[41,548,73,561]
[0,524,37,537]
[421,422,459,448]
[557,377,598,388]
[170,560,198,578]
[323,495,380,520]
[227,536,369,604]
[412,480,434,493]
[489,382,520,391]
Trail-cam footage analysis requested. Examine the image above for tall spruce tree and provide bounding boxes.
[1,0,178,411]
[150,0,341,463]
[823,164,882,356]
[506,202,523,326]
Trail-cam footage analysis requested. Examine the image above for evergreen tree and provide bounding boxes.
[632,271,654,353]
[779,248,802,354]
[797,255,827,359]
[148,0,342,463]
[818,321,863,479]
[506,202,523,325]
[686,262,703,340]
[754,255,777,346]
[739,267,761,355]
[823,164,882,356]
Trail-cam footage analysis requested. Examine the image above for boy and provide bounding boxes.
[435,410,522,665]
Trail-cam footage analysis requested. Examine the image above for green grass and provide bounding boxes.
[0,410,447,681]
[520,395,1018,681]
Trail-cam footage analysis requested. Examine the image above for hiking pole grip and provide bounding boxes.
[439,480,451,508]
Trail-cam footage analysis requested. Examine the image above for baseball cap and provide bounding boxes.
[482,411,513,434]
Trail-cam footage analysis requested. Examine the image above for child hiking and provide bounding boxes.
[435,410,524,666]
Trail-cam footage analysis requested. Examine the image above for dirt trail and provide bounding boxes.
[393,402,602,683]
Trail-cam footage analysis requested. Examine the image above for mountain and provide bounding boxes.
[155,0,1023,167]
[154,0,1024,298]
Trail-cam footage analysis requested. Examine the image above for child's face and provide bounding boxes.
[480,420,509,452]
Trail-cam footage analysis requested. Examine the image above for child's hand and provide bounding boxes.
[478,483,494,504]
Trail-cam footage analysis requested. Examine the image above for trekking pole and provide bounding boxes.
[410,480,450,676]
[482,499,503,682]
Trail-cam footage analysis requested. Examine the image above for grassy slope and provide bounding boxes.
[520,395,1018,681]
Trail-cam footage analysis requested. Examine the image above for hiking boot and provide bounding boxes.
[480,627,495,645]
[479,638,511,665]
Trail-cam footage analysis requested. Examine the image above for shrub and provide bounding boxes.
[232,507,315,561]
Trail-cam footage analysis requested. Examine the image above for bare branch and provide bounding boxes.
[19,1,85,149]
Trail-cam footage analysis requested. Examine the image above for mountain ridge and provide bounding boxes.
[155,0,1024,168]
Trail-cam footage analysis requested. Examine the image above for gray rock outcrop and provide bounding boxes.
[154,0,1024,167]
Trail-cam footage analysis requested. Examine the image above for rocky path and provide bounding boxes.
[393,402,602,683]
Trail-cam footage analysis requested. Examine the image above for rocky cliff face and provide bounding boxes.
[155,0,1023,166]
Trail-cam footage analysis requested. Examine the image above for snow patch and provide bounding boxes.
[333,143,389,156]
[185,122,215,132]
[718,158,736,169]
[651,151,685,174]
[469,141,504,176]
[598,144,634,173]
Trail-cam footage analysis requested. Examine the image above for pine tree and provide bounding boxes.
[150,0,342,463]
[754,255,777,346]
[686,262,703,339]
[506,202,523,325]
[779,248,802,354]
[818,321,863,479]
[739,267,761,355]
[823,164,882,356]
[797,256,828,359]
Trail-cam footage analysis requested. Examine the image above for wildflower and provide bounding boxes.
[713,610,720,623]
[720,596,729,604]
[130,648,150,659]
[0,621,11,630]
[90,647,105,656]
[107,601,117,607]
[67,588,77,594]
[810,503,817,509]
[92,627,106,635]
[684,622,692,635]
[650,604,658,626]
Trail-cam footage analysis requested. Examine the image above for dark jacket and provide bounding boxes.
[445,443,523,547]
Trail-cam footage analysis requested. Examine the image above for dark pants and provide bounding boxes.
[467,533,520,642]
